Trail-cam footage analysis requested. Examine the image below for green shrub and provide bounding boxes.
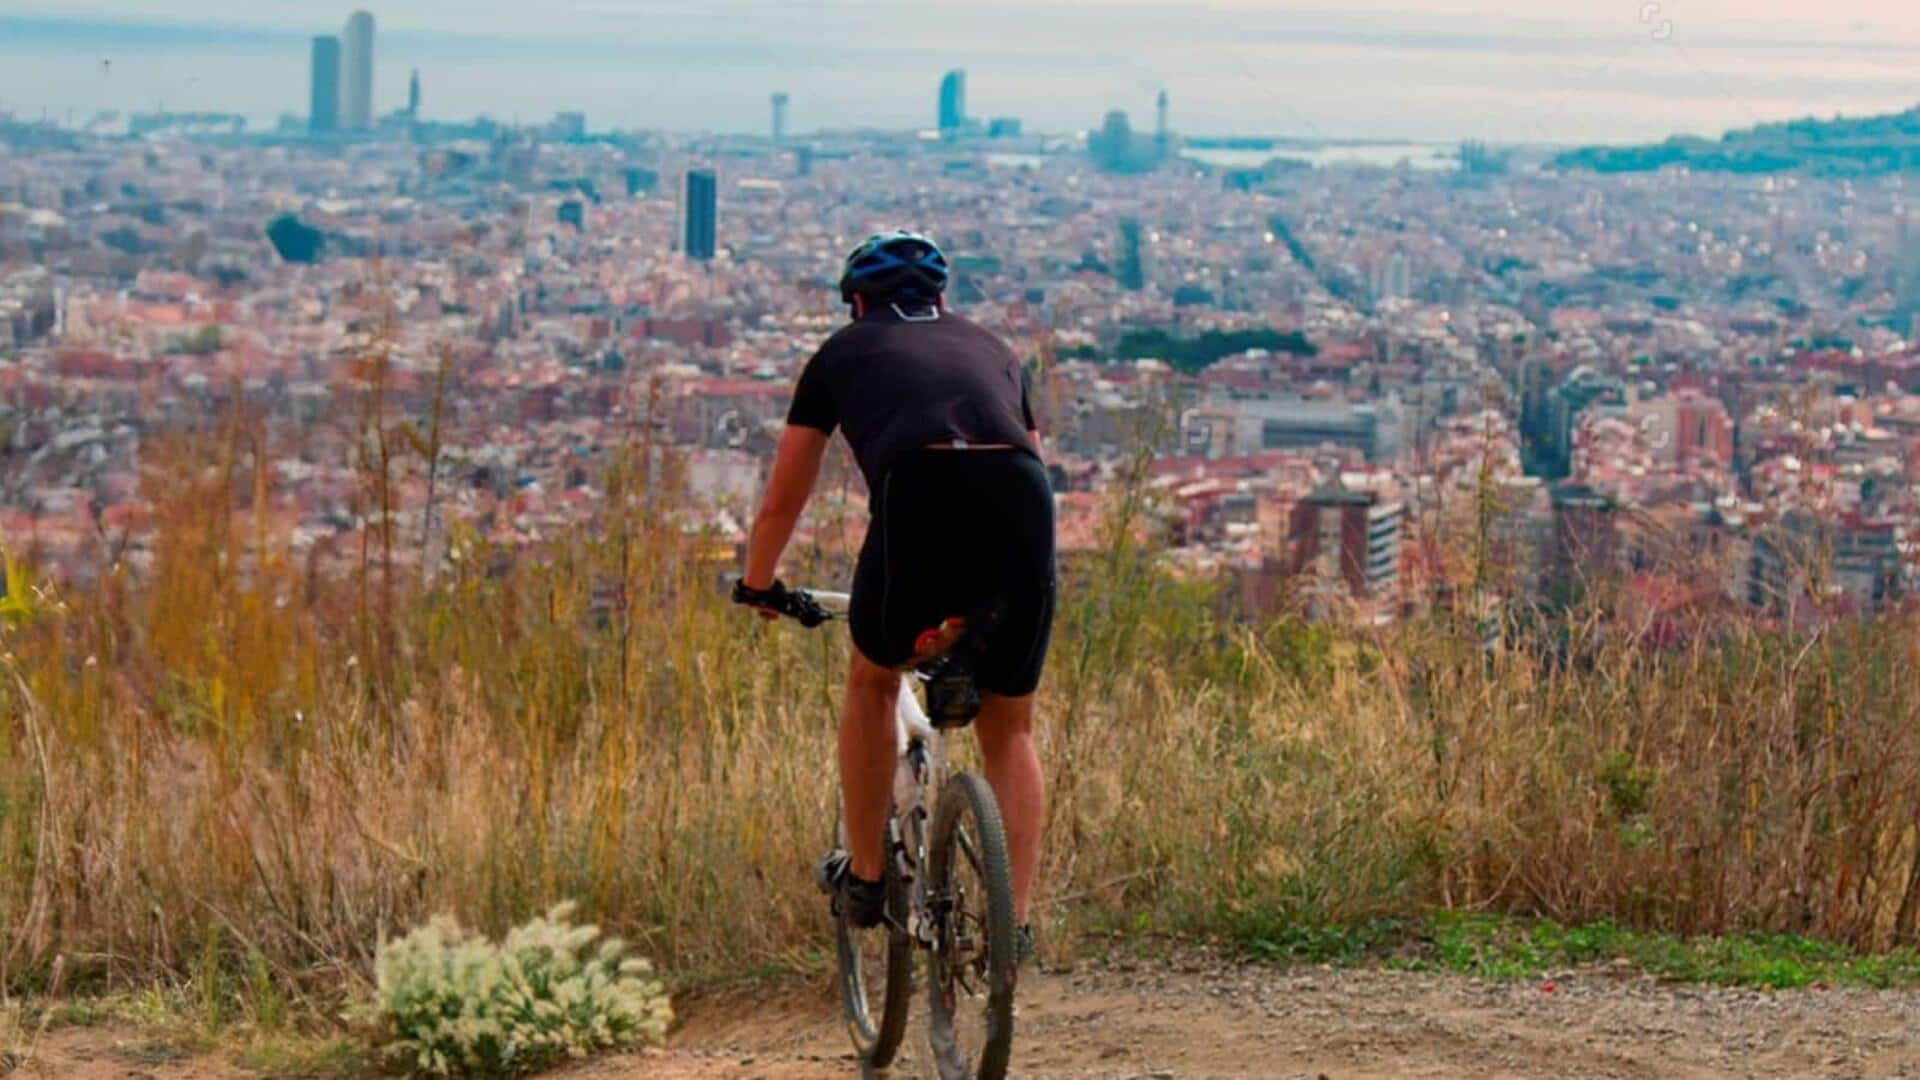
[369,903,671,1077]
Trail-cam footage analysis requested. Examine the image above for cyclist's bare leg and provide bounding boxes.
[973,690,1044,925]
[841,649,901,883]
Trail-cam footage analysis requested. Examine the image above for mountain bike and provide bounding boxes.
[752,583,1018,1080]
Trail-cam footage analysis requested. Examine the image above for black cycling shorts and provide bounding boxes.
[849,449,1056,697]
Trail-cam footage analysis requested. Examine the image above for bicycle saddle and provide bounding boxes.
[913,599,1006,729]
[922,651,982,729]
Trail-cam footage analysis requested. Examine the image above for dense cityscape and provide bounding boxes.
[5,8,1920,633]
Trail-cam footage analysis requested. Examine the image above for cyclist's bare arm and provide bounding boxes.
[743,424,830,590]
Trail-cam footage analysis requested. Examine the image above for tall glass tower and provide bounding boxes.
[682,169,718,261]
[1156,89,1170,160]
[1901,214,1920,337]
[341,11,375,131]
[771,92,789,144]
[309,36,340,134]
[938,70,966,135]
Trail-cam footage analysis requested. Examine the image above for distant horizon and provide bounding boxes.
[3,6,1919,145]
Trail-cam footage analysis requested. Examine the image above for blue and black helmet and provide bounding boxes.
[839,230,949,303]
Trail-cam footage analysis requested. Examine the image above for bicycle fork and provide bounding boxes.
[892,736,941,948]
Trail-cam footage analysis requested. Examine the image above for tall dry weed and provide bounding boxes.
[6,406,1920,1011]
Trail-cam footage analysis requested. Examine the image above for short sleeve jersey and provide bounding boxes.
[786,306,1039,488]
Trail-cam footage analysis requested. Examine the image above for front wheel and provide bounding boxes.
[925,772,1017,1080]
[832,818,914,1069]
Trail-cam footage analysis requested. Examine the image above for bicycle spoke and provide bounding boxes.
[958,822,986,880]
[952,907,986,997]
[927,774,1015,1079]
[829,823,912,1068]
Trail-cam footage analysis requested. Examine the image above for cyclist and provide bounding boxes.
[735,230,1054,955]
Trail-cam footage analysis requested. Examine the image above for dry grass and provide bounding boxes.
[6,410,1920,1024]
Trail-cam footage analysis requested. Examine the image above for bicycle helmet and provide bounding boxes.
[839,230,950,303]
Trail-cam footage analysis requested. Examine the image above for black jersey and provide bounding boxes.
[785,305,1038,489]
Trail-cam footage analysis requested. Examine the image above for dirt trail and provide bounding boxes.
[575,953,1920,1080]
[9,955,1918,1078]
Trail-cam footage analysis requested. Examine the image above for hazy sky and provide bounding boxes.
[15,0,1920,39]
[17,0,1920,35]
[3,1,1918,141]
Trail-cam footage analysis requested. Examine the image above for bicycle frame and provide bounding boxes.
[891,670,948,949]
[802,588,949,950]
[746,580,1018,1078]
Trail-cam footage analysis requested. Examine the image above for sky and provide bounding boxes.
[2,1,1918,142]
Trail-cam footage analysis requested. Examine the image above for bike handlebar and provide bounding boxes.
[803,589,852,616]
[729,577,847,628]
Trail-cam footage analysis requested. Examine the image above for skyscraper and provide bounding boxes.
[408,69,421,119]
[1900,213,1920,336]
[1371,249,1412,302]
[682,169,718,261]
[771,92,789,144]
[938,70,966,135]
[1156,89,1170,160]
[1116,219,1146,291]
[341,11,375,131]
[1092,110,1134,172]
[308,36,340,134]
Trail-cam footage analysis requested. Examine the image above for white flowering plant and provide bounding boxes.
[369,902,672,1077]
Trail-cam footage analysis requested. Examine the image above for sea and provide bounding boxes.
[1,7,1917,146]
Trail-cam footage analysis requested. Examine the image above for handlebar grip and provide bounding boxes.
[787,590,832,628]
[731,577,835,627]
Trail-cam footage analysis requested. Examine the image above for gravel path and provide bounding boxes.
[11,953,1918,1078]
[577,951,1920,1079]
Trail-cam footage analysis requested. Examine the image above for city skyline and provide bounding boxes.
[9,102,1920,617]
[3,4,1919,143]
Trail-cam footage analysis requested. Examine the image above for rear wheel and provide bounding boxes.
[831,817,914,1068]
[925,772,1017,1080]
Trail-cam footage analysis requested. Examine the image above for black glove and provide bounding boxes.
[732,579,831,628]
[732,577,787,621]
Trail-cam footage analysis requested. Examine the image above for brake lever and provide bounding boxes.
[788,589,832,628]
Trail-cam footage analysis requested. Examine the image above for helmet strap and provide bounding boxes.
[890,300,941,322]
